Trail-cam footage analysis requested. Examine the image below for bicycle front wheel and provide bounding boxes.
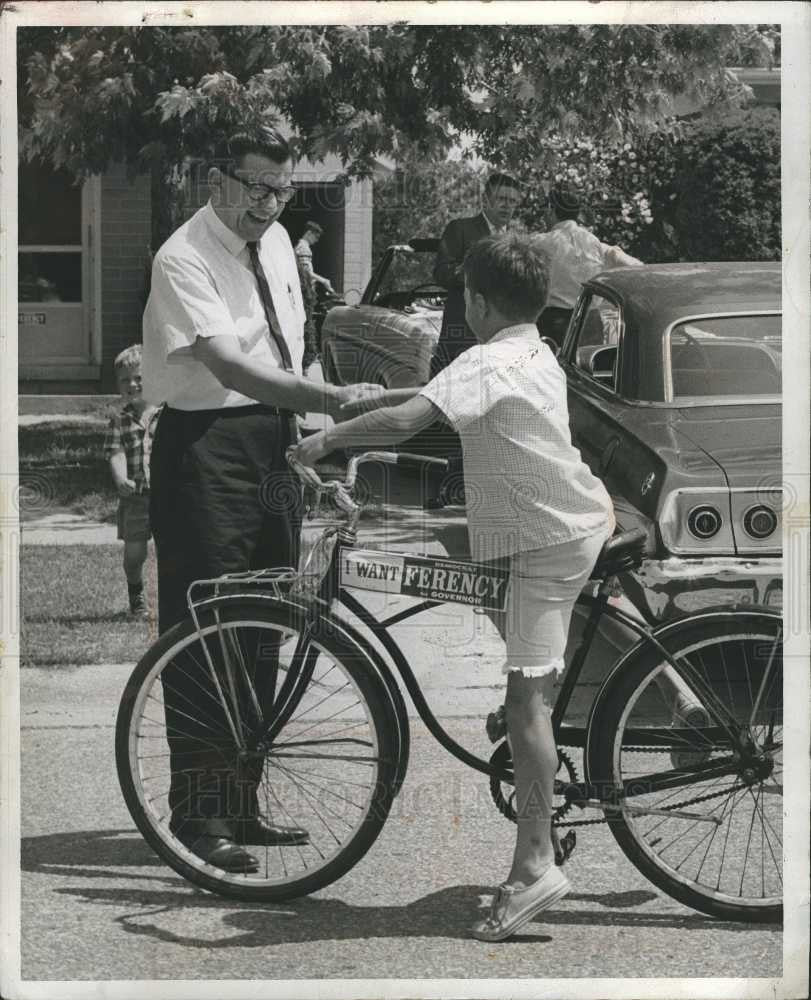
[586,610,782,923]
[116,599,400,902]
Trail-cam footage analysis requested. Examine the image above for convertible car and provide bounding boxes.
[320,238,445,389]
[559,261,782,617]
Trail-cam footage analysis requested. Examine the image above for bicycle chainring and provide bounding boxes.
[488,742,578,824]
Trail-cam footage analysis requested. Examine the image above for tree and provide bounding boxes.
[18,23,777,249]
[372,159,483,265]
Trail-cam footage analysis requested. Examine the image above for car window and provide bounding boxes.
[371,251,439,306]
[668,314,782,400]
[569,293,622,392]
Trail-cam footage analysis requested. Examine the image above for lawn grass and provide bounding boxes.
[19,418,119,523]
[20,544,158,667]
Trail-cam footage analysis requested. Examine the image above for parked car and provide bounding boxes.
[320,239,445,389]
[559,261,782,618]
[320,249,782,615]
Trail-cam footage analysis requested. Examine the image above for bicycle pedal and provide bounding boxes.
[554,829,576,866]
[486,706,507,744]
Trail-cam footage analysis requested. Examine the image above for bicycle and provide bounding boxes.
[116,451,783,923]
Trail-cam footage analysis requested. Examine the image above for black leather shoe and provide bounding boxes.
[182,834,260,872]
[171,819,260,872]
[233,817,309,846]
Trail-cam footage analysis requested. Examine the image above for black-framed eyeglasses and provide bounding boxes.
[221,166,297,204]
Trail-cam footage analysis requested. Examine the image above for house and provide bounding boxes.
[18,153,373,394]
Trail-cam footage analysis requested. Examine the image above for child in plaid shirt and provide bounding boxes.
[104,345,161,617]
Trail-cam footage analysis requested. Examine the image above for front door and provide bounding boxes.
[18,162,96,369]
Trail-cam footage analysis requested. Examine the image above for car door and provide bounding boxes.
[560,289,628,482]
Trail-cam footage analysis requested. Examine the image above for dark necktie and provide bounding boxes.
[247,241,294,372]
[246,240,299,439]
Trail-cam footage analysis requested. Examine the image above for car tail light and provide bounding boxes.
[743,504,778,540]
[687,504,723,540]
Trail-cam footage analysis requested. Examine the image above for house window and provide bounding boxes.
[18,161,98,371]
[19,162,84,302]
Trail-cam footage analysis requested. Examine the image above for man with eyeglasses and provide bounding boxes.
[142,125,375,874]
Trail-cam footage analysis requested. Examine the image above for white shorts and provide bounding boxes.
[487,529,612,679]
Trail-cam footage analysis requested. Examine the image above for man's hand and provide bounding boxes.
[116,478,137,497]
[328,383,384,421]
[336,383,387,419]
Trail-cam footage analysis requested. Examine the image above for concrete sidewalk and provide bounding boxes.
[20,468,471,555]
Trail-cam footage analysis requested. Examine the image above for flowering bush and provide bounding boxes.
[513,108,778,262]
[373,107,779,268]
[514,131,677,256]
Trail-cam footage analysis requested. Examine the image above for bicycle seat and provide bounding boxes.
[590,528,647,579]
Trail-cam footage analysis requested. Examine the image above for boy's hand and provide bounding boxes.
[116,478,137,497]
[289,432,330,482]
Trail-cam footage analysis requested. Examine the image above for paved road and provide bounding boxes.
[15,398,784,986]
[19,644,781,984]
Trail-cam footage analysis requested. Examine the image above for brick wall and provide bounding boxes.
[100,164,152,390]
[342,178,373,299]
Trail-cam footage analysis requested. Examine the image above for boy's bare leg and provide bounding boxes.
[504,670,558,887]
[123,538,148,585]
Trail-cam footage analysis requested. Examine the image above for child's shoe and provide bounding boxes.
[471,865,571,941]
[128,585,148,619]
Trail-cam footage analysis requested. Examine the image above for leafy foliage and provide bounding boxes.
[372,159,483,265]
[374,106,780,265]
[666,108,781,261]
[18,23,778,251]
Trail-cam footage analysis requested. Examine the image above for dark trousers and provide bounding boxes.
[149,404,302,827]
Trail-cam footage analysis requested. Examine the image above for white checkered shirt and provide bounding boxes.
[420,324,613,561]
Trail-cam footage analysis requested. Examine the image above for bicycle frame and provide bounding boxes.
[185,451,776,808]
[313,535,758,802]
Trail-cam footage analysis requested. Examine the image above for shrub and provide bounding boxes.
[371,106,780,268]
[666,107,780,260]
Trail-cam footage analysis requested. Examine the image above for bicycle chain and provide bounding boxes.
[553,782,750,828]
[555,737,753,828]
[492,738,772,829]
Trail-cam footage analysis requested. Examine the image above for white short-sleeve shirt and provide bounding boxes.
[420,324,613,561]
[532,220,641,310]
[142,202,306,410]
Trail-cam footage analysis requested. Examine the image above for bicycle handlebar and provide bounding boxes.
[286,448,449,516]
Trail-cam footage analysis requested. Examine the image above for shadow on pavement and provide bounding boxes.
[22,829,778,946]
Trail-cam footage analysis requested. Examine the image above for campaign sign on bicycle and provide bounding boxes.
[341,549,509,611]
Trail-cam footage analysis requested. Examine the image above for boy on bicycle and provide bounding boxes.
[290,233,614,941]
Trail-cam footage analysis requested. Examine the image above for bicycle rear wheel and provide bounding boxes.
[116,599,400,901]
[586,610,782,922]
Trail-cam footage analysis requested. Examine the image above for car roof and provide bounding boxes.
[585,262,781,331]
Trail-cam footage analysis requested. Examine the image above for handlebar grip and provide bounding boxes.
[393,452,449,468]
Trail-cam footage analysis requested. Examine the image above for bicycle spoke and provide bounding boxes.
[602,622,783,917]
[119,608,396,899]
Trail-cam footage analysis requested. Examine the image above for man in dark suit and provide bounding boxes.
[420,172,523,507]
[432,172,523,375]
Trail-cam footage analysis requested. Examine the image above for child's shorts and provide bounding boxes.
[117,493,152,542]
[486,528,612,679]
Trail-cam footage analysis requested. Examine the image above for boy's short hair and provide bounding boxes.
[548,183,581,220]
[463,234,549,320]
[304,221,323,237]
[114,344,142,373]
